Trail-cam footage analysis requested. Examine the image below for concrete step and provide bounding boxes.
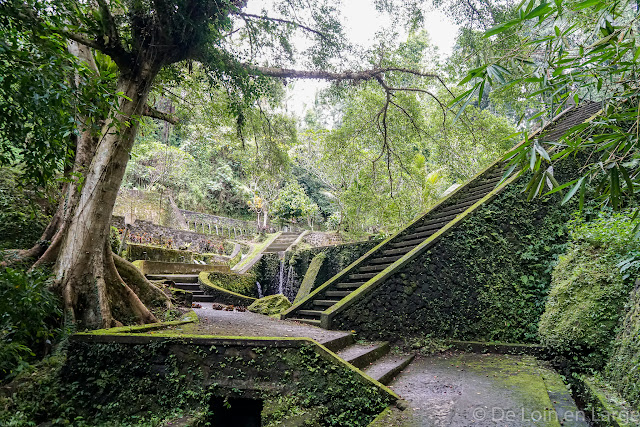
[397,229,436,243]
[363,354,415,385]
[298,309,324,318]
[289,318,321,326]
[466,178,501,193]
[325,290,352,298]
[192,295,217,302]
[336,342,390,369]
[358,263,393,273]
[318,332,355,352]
[146,274,199,283]
[463,185,500,200]
[381,246,414,257]
[335,282,366,289]
[413,213,459,232]
[312,299,340,307]
[369,255,403,264]
[389,237,427,249]
[433,198,478,216]
[173,283,200,292]
[348,272,377,281]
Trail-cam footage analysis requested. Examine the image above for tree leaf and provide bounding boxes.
[561,177,585,205]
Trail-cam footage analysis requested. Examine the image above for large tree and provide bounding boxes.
[1,0,450,328]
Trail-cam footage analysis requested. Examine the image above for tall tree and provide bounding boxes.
[2,0,449,328]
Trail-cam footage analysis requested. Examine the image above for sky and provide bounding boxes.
[244,0,460,117]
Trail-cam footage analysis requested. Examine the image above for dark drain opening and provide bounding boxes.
[208,397,263,426]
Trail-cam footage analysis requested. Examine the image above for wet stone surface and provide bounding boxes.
[179,303,349,344]
[374,352,586,427]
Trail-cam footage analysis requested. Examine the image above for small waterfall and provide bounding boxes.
[284,265,295,300]
[256,281,263,299]
[278,259,285,294]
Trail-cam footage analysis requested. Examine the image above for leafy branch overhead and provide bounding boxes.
[455,0,640,211]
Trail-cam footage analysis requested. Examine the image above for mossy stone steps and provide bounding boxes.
[263,232,302,254]
[349,272,378,280]
[363,354,415,385]
[283,162,512,326]
[312,299,340,307]
[359,263,394,273]
[336,282,366,289]
[173,283,200,292]
[336,342,390,369]
[298,309,324,318]
[147,273,199,282]
[146,273,213,302]
[369,255,403,264]
[325,290,351,297]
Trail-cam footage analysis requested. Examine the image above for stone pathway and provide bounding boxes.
[182,305,586,427]
[372,352,588,427]
[180,303,349,343]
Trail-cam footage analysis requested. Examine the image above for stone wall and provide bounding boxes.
[330,158,585,344]
[302,232,345,247]
[113,215,227,254]
[64,333,394,426]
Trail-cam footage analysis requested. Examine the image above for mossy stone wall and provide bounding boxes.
[604,284,640,408]
[331,162,583,344]
[125,242,195,263]
[60,335,393,426]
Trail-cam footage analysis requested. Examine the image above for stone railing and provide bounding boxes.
[179,209,258,237]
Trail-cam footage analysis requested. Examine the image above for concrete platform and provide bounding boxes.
[371,352,588,427]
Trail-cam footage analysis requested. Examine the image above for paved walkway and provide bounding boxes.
[180,303,348,343]
[183,304,585,427]
[373,353,588,427]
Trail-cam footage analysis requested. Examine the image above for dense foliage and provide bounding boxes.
[539,211,640,370]
[0,168,52,250]
[457,0,640,212]
[0,268,62,382]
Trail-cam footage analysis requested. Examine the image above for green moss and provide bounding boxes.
[538,213,638,370]
[248,294,292,316]
[228,249,242,268]
[0,336,394,426]
[294,252,326,303]
[125,243,194,263]
[204,271,257,298]
[579,375,639,427]
[604,285,640,408]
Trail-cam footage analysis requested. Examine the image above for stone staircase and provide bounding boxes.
[147,273,215,303]
[283,163,512,326]
[283,101,604,328]
[320,332,414,386]
[263,231,301,254]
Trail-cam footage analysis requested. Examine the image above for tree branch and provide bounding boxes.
[250,65,440,81]
[143,105,179,125]
[234,12,330,41]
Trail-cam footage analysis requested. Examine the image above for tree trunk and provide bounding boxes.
[53,66,163,329]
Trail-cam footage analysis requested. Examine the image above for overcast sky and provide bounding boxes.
[245,0,460,117]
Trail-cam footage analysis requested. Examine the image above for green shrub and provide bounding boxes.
[0,168,52,250]
[538,211,639,370]
[0,268,62,381]
[110,226,121,253]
